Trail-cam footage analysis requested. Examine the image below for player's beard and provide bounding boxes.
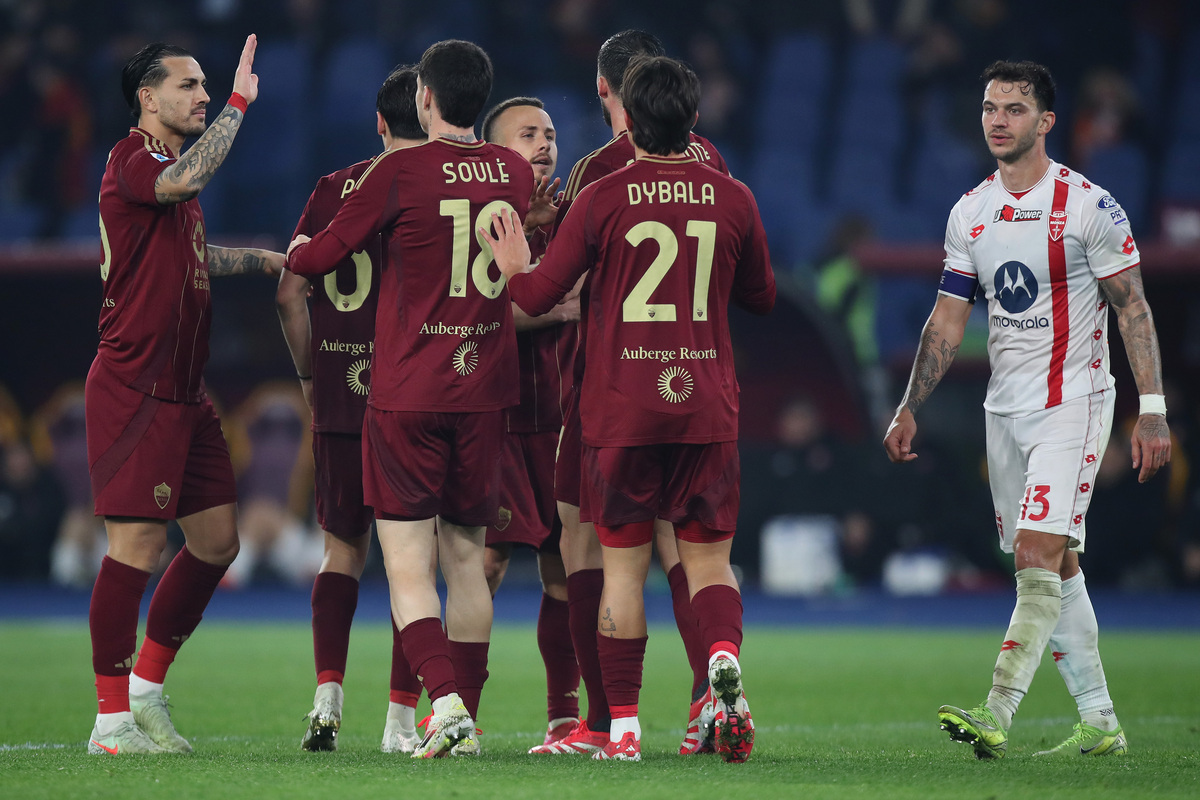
[991,125,1038,165]
[601,98,611,128]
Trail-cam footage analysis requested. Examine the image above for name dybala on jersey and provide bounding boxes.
[508,154,775,447]
[292,159,381,434]
[288,139,535,413]
[97,128,212,402]
[938,161,1141,417]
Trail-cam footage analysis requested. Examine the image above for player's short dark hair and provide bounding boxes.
[377,65,424,140]
[622,56,699,156]
[417,40,493,130]
[597,29,665,99]
[481,96,544,143]
[981,60,1056,112]
[122,42,193,119]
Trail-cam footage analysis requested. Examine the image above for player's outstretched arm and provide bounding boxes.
[1100,266,1172,482]
[883,294,972,463]
[276,268,314,408]
[208,246,284,277]
[154,34,259,205]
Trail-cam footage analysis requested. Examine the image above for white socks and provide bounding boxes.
[610,715,641,742]
[1050,571,1119,731]
[387,701,416,733]
[95,710,135,731]
[128,674,163,699]
[987,567,1062,729]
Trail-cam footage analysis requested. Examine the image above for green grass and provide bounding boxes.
[3,622,1198,799]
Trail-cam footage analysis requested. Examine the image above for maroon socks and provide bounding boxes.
[538,593,580,722]
[567,569,610,732]
[90,556,151,712]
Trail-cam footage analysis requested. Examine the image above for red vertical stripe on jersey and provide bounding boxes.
[1045,180,1071,408]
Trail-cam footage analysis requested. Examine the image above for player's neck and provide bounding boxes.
[426,113,478,144]
[138,118,184,156]
[995,150,1051,194]
[632,143,686,161]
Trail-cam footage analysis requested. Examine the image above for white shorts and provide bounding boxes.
[985,390,1114,554]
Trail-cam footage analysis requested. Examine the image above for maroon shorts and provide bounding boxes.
[313,431,373,539]
[553,386,582,508]
[86,357,237,520]
[487,431,560,550]
[363,406,504,527]
[580,441,740,533]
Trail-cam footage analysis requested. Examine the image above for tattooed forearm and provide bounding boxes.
[902,325,960,415]
[208,246,272,277]
[1101,268,1164,396]
[155,104,244,204]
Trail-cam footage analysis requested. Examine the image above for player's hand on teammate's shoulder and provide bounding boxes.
[1131,414,1171,484]
[232,34,259,106]
[479,210,530,279]
[524,176,562,233]
[883,408,919,464]
[287,234,311,258]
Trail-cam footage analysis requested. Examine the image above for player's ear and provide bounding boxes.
[597,75,609,100]
[623,109,633,135]
[1039,110,1056,136]
[693,111,700,128]
[138,85,157,116]
[376,111,387,138]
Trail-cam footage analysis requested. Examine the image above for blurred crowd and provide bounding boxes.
[3,0,1200,592]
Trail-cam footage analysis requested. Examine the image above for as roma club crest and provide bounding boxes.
[1048,210,1067,242]
[495,507,512,531]
[154,482,172,510]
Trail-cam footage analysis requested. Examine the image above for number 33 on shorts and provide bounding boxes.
[1019,484,1050,522]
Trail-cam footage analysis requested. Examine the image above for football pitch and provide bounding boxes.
[3,622,1198,799]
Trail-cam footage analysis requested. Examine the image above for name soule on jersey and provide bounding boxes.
[291,159,381,434]
[938,161,1140,417]
[508,154,775,447]
[288,139,534,413]
[97,129,211,402]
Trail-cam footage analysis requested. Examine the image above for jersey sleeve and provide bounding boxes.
[510,185,594,317]
[1082,191,1140,279]
[731,188,775,314]
[288,159,394,277]
[115,146,174,207]
[938,202,979,303]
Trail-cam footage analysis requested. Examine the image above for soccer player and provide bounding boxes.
[483,55,775,763]
[87,36,284,755]
[286,40,534,759]
[277,65,429,754]
[884,60,1171,759]
[480,96,584,747]
[531,29,732,758]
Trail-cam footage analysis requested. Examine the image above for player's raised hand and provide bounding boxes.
[1131,413,1171,483]
[479,210,531,279]
[524,175,562,232]
[883,408,919,463]
[232,34,259,105]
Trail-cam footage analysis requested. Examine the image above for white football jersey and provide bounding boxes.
[938,161,1140,417]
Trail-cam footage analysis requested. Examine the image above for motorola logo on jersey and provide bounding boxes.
[994,261,1038,314]
[994,205,1043,223]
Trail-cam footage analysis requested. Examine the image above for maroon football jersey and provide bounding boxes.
[97,128,210,402]
[506,226,577,433]
[291,159,381,434]
[508,154,775,446]
[552,131,729,389]
[288,139,534,412]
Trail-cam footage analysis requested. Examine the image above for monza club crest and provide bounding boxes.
[1048,210,1067,242]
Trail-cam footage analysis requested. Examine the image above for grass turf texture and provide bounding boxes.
[3,623,1198,799]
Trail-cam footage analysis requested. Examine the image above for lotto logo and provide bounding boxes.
[1073,515,1083,525]
[1052,651,1068,662]
[970,224,985,239]
[1000,640,1023,651]
[1085,454,1097,463]
[1122,235,1136,255]
[1093,329,1103,340]
[1079,482,1091,493]
[1060,168,1071,177]
[1091,359,1103,369]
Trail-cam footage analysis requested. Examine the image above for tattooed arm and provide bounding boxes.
[154,35,259,205]
[1100,266,1172,482]
[883,294,973,464]
[208,246,284,277]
